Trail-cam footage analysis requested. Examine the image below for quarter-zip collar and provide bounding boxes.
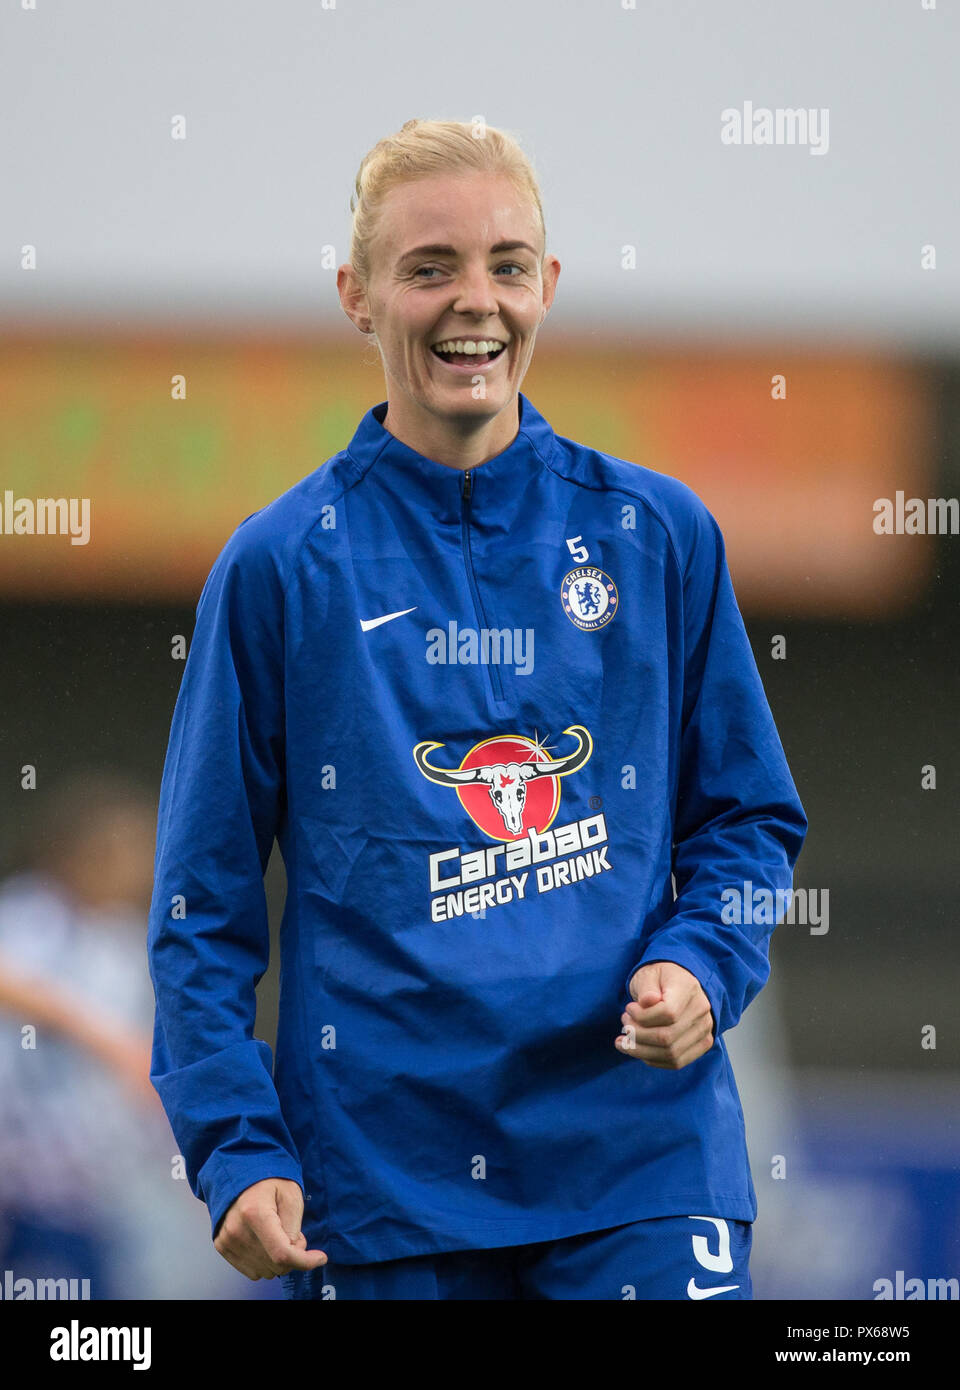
[343,391,557,522]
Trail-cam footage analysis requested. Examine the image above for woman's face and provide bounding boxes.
[342,170,560,424]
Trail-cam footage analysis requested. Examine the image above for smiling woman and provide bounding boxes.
[336,118,561,469]
[146,114,807,1304]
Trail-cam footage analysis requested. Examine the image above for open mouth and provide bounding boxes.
[430,342,506,368]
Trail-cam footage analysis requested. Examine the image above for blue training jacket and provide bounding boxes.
[147,392,807,1265]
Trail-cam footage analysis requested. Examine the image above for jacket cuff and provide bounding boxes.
[201,1151,306,1240]
[624,945,725,1042]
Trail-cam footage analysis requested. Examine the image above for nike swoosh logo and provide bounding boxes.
[687,1279,740,1299]
[359,606,418,632]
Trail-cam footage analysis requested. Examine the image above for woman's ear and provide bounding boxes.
[337,263,374,337]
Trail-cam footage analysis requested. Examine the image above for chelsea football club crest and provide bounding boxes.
[561,566,619,631]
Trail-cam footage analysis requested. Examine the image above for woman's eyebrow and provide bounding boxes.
[396,240,538,266]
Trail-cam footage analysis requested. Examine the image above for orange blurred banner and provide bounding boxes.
[0,332,935,614]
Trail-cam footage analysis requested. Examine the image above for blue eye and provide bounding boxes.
[413,263,526,280]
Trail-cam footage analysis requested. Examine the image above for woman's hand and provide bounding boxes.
[616,960,715,1069]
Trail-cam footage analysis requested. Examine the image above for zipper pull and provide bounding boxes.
[463,469,472,501]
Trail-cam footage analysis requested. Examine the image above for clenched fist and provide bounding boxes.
[213,1177,328,1281]
[616,960,715,1069]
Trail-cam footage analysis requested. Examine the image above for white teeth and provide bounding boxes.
[432,339,505,355]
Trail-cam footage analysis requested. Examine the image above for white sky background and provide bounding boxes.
[1,0,957,349]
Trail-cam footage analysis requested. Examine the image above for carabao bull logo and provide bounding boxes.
[413,724,593,840]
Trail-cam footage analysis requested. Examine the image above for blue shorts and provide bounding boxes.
[280,1215,752,1300]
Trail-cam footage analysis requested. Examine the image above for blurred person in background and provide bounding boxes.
[0,769,264,1299]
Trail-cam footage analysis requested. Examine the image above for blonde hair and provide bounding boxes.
[348,117,547,290]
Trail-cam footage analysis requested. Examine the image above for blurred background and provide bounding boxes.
[0,0,957,1299]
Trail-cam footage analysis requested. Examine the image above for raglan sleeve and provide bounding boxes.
[624,497,808,1039]
[146,520,304,1238]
